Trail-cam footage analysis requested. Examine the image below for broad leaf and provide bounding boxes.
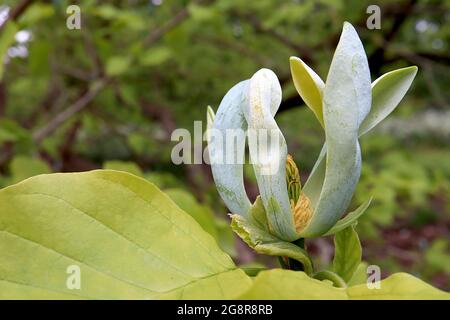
[0,170,251,299]
[238,270,450,299]
[333,225,362,283]
[290,56,325,127]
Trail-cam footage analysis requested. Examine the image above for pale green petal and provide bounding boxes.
[301,22,370,237]
[209,81,252,217]
[359,66,418,135]
[244,69,297,241]
[290,56,325,127]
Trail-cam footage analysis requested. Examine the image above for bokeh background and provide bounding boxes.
[0,0,448,290]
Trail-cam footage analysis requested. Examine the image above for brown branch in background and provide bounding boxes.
[368,0,418,76]
[195,34,271,66]
[32,79,108,143]
[238,12,314,66]
[143,0,212,47]
[57,119,98,172]
[140,100,212,201]
[279,95,304,113]
[82,23,104,78]
[144,8,190,46]
[0,0,34,31]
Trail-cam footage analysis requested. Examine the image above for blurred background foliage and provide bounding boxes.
[0,0,448,290]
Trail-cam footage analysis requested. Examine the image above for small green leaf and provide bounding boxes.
[103,160,144,177]
[347,262,368,286]
[359,66,418,136]
[0,22,18,79]
[18,4,55,25]
[9,156,51,184]
[333,225,362,283]
[139,47,172,67]
[0,119,29,144]
[106,56,131,76]
[289,56,325,127]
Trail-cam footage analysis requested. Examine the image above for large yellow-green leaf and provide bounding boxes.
[289,56,325,127]
[238,270,449,300]
[0,170,251,299]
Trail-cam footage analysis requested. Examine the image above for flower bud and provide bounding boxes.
[285,154,300,205]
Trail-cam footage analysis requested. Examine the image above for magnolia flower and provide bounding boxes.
[207,22,417,268]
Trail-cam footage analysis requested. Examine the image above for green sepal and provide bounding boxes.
[230,198,313,275]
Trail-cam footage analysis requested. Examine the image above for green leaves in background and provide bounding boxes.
[0,119,29,144]
[139,47,172,67]
[165,188,236,257]
[8,155,51,184]
[333,225,362,283]
[0,22,18,79]
[0,170,250,299]
[106,56,132,76]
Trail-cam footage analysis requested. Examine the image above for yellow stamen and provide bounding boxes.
[291,193,313,233]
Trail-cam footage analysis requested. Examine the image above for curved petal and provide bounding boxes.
[209,81,251,217]
[359,66,418,136]
[290,56,325,127]
[244,68,297,241]
[301,22,371,237]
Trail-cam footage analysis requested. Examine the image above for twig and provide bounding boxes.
[0,0,34,31]
[143,0,211,47]
[32,79,108,143]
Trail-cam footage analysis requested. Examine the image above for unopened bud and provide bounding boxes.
[286,154,301,204]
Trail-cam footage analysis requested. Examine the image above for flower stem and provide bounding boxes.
[279,238,310,273]
[313,271,347,288]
